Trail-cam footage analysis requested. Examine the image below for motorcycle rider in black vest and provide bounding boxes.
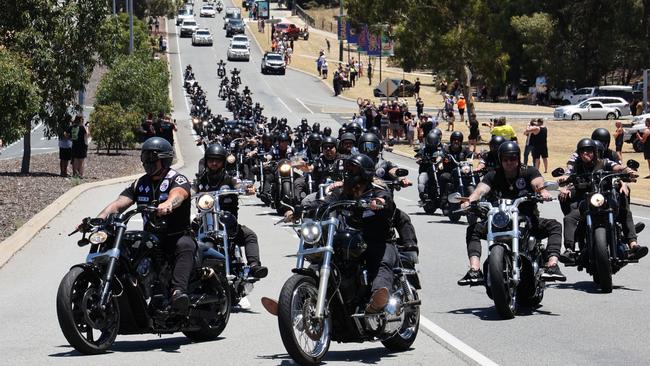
[95,137,195,312]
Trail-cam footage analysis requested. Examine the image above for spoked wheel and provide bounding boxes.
[487,245,517,319]
[56,267,120,354]
[382,290,420,351]
[593,227,613,293]
[278,275,330,366]
[183,273,231,342]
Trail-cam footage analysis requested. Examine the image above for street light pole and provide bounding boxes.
[338,0,343,62]
[128,0,134,54]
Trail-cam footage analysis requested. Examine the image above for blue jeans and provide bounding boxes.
[523,144,533,166]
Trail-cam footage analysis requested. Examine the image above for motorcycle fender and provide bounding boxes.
[488,242,511,254]
[291,267,319,280]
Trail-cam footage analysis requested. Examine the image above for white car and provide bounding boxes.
[553,101,618,120]
[200,5,216,17]
[555,97,630,118]
[227,42,250,61]
[176,6,194,26]
[633,112,650,124]
[180,18,198,37]
[230,35,250,48]
[192,28,213,46]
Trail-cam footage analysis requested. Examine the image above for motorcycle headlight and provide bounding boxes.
[492,211,510,229]
[300,221,322,244]
[89,231,108,245]
[227,154,236,164]
[192,118,199,124]
[461,164,472,174]
[590,193,606,207]
[197,194,215,210]
[279,163,292,175]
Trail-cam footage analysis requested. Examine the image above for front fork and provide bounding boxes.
[99,224,126,308]
[315,220,337,319]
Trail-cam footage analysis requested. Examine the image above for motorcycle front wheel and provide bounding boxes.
[593,227,613,293]
[382,291,420,351]
[183,272,231,342]
[488,245,517,319]
[56,266,120,354]
[278,275,331,366]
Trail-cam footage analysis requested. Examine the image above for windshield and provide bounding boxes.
[267,54,283,61]
[196,30,210,36]
[230,19,243,25]
[202,5,214,9]
[184,21,197,26]
[233,36,247,42]
[232,44,247,49]
[578,102,589,108]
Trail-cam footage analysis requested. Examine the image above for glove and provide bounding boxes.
[402,248,419,264]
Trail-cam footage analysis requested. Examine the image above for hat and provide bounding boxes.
[459,94,465,98]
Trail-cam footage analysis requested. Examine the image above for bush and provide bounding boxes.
[90,103,140,154]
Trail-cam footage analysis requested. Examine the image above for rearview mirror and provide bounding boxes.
[394,168,409,177]
[627,159,640,170]
[551,167,565,177]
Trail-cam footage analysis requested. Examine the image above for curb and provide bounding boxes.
[0,47,185,269]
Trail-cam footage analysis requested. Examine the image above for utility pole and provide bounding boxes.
[129,0,134,54]
[644,69,648,113]
[338,0,343,62]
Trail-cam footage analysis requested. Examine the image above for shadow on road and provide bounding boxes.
[448,305,558,320]
[549,281,641,293]
[258,346,402,364]
[49,336,214,357]
[0,171,61,178]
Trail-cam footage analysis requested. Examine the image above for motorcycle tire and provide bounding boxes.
[381,289,420,352]
[488,245,517,319]
[593,227,613,293]
[448,203,462,223]
[183,271,231,341]
[423,201,437,214]
[278,274,331,366]
[56,266,120,354]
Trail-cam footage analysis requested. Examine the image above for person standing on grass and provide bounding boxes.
[530,118,549,173]
[413,78,421,99]
[326,38,330,53]
[457,94,466,123]
[636,118,650,178]
[467,113,480,153]
[614,120,624,161]
[367,62,372,85]
[321,60,329,79]
[416,97,424,118]
[68,115,89,178]
[58,127,72,177]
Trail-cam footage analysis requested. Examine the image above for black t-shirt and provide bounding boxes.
[67,124,87,148]
[120,169,191,235]
[479,150,499,171]
[312,155,344,185]
[481,166,542,216]
[155,121,175,145]
[194,172,240,217]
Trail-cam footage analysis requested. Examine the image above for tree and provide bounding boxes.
[95,53,171,117]
[89,103,140,154]
[0,0,111,172]
[97,12,154,67]
[0,49,42,169]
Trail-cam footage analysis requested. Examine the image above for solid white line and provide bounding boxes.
[277,97,292,113]
[173,21,190,115]
[420,316,499,366]
[295,98,314,114]
[634,215,650,221]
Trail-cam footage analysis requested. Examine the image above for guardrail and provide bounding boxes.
[293,4,315,27]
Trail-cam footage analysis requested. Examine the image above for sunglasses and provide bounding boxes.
[140,151,159,163]
[501,156,519,162]
[323,145,336,150]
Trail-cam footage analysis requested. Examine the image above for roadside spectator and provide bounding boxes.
[286,46,292,64]
[58,127,72,177]
[530,118,549,173]
[419,115,433,139]
[154,18,160,34]
[439,79,448,94]
[333,70,341,96]
[614,120,624,161]
[415,97,424,118]
[631,99,639,116]
[140,113,157,142]
[637,101,645,116]
[155,113,177,146]
[158,35,164,51]
[367,62,372,85]
[68,115,89,178]
[405,110,417,146]
[413,77,421,99]
[386,101,402,141]
[326,39,330,53]
[349,63,357,87]
[635,118,650,178]
[467,113,479,153]
[522,119,536,166]
[321,60,328,79]
[443,94,455,131]
[457,94,466,123]
[489,116,517,141]
[148,17,154,34]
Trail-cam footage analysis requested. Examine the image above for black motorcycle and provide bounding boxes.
[217,64,226,78]
[553,161,643,293]
[57,206,231,354]
[444,153,480,223]
[277,199,421,365]
[415,149,443,214]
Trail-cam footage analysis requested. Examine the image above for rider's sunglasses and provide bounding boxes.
[140,151,159,164]
[323,144,336,150]
[501,156,518,163]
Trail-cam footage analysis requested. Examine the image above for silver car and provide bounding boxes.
[192,28,213,46]
[227,42,250,61]
[553,101,618,120]
[180,18,198,37]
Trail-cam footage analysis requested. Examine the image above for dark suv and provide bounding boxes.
[226,19,245,37]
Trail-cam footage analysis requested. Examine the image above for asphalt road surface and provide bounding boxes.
[1,3,650,365]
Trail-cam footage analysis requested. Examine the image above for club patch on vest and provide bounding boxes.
[515,178,526,189]
[160,180,170,192]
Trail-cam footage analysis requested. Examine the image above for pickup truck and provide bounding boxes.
[274,22,309,41]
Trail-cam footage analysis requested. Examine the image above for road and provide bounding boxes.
[1,3,650,365]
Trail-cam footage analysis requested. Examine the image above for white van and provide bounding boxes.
[563,85,634,105]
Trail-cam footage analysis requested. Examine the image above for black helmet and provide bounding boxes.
[141,137,174,175]
[450,131,464,144]
[338,127,346,138]
[301,118,308,126]
[593,140,605,159]
[205,144,227,161]
[368,126,380,136]
[323,126,332,137]
[591,128,611,149]
[432,128,443,139]
[424,131,440,148]
[270,116,278,124]
[344,153,376,182]
[348,122,363,138]
[278,133,291,142]
[489,135,506,153]
[321,136,337,150]
[262,132,272,142]
[312,122,321,133]
[307,132,322,151]
[576,138,596,153]
[339,132,356,144]
[357,132,381,159]
[498,141,520,165]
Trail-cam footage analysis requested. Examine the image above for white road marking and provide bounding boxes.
[634,215,650,221]
[295,98,314,114]
[397,196,415,202]
[419,316,499,366]
[277,97,293,113]
[30,148,56,151]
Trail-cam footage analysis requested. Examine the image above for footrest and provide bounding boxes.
[351,312,381,319]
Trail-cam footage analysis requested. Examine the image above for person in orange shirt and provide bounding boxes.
[457,95,467,123]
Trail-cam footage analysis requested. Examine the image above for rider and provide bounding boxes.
[312,136,344,185]
[94,137,195,312]
[194,144,268,278]
[558,138,647,262]
[338,132,357,157]
[439,131,473,210]
[476,135,506,172]
[416,131,443,202]
[458,141,566,285]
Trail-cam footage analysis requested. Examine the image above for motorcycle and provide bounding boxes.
[452,192,554,319]
[415,149,443,214]
[444,153,480,223]
[56,206,231,354]
[216,3,223,13]
[217,63,226,78]
[194,184,261,306]
[277,199,421,365]
[270,157,299,215]
[552,161,643,293]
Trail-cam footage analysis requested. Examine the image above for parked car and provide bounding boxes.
[554,97,630,118]
[180,18,199,37]
[561,85,635,105]
[223,7,241,30]
[274,22,308,40]
[261,52,286,74]
[200,4,216,17]
[623,122,649,152]
[633,112,650,124]
[226,18,245,37]
[227,42,250,61]
[373,79,416,98]
[553,101,618,120]
[192,28,213,46]
[230,35,250,48]
[176,7,194,26]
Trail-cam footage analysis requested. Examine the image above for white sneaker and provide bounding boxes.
[238,296,251,309]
